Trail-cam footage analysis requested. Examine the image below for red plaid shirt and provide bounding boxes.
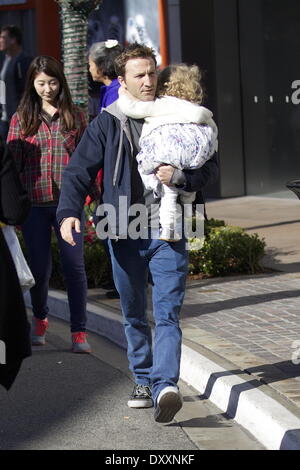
[7,109,87,204]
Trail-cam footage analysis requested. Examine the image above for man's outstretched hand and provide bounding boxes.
[60,217,81,246]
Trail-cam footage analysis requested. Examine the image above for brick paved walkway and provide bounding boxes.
[92,271,300,409]
[180,272,300,407]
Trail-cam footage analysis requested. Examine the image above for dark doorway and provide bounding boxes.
[238,0,300,195]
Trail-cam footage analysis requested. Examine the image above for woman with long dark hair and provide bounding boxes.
[7,55,91,353]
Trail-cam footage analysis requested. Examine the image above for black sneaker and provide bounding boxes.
[127,384,153,408]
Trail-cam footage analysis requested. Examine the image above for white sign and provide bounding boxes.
[125,0,162,66]
[0,80,5,105]
[0,340,6,365]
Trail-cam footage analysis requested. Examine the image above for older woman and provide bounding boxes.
[88,40,123,298]
[89,39,123,112]
[0,137,31,390]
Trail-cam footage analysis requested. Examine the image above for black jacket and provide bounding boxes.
[0,139,31,390]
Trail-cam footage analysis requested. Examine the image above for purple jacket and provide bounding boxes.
[99,78,120,112]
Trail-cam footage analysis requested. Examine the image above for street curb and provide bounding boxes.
[25,290,300,450]
[180,343,300,450]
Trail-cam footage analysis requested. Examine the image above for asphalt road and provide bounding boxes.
[0,315,263,451]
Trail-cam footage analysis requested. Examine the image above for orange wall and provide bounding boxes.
[158,0,169,67]
[35,0,61,59]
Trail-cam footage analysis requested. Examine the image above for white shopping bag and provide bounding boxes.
[2,225,35,291]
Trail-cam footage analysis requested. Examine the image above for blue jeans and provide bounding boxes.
[108,235,188,403]
[22,206,87,332]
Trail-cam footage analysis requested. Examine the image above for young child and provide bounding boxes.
[118,63,218,241]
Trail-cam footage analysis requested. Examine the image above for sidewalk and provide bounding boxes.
[206,195,300,272]
[35,196,300,450]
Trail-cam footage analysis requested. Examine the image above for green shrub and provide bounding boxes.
[189,220,266,277]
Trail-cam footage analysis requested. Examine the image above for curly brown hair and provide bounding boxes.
[156,63,204,104]
[114,42,157,77]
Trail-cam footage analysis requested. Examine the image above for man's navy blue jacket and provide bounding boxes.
[56,101,219,236]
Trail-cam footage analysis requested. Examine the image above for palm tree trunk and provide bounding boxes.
[56,0,103,117]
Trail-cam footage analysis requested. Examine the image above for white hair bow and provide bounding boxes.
[105,39,118,49]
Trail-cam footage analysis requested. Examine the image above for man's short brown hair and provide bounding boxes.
[114,42,157,77]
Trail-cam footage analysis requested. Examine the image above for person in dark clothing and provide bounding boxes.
[0,136,31,390]
[57,43,218,423]
[88,39,124,298]
[0,25,32,141]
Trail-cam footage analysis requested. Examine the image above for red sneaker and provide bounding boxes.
[71,332,91,353]
[31,317,48,346]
